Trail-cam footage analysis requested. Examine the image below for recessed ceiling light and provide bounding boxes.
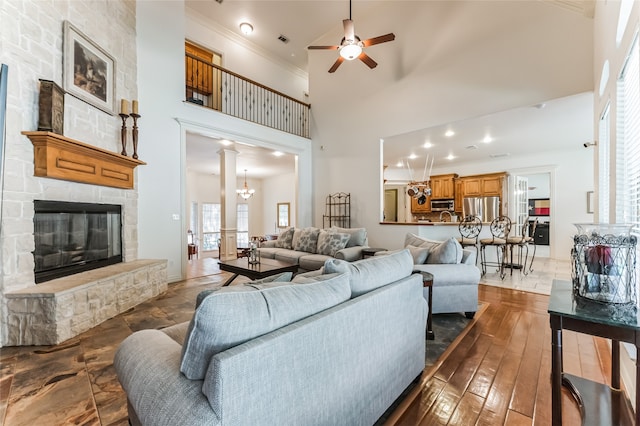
[239,22,254,35]
[409,153,418,159]
[446,154,456,160]
[220,139,232,146]
[483,135,493,144]
[273,151,284,157]
[445,130,455,137]
[396,161,403,167]
[423,142,433,149]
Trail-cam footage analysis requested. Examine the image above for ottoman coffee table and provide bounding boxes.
[218,257,299,286]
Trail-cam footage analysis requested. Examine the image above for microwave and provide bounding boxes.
[431,199,454,211]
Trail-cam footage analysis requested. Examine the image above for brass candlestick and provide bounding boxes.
[130,113,141,159]
[119,113,129,156]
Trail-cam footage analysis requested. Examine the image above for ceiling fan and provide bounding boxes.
[308,0,395,73]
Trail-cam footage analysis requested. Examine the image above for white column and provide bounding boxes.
[219,148,238,261]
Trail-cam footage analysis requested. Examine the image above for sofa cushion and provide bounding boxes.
[317,230,351,256]
[294,227,320,253]
[180,273,351,380]
[404,233,463,264]
[298,253,333,271]
[324,249,414,297]
[194,272,293,308]
[274,250,308,264]
[275,227,295,249]
[330,226,367,247]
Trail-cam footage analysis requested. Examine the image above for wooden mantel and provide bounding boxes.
[22,131,146,189]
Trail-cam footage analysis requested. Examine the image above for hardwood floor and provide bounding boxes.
[0,259,620,425]
[385,284,614,426]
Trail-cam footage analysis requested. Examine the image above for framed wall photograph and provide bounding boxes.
[528,198,550,216]
[587,191,594,214]
[63,21,116,115]
[277,202,290,228]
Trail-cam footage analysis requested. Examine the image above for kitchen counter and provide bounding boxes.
[380,221,490,226]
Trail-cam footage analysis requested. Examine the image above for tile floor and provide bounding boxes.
[0,254,570,425]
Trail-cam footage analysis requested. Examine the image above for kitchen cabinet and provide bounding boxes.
[454,179,463,213]
[411,194,431,214]
[430,173,458,199]
[460,172,507,198]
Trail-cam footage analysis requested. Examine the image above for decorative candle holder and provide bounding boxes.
[130,113,141,159]
[248,241,260,265]
[119,113,129,156]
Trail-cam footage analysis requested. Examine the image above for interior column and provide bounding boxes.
[219,148,238,261]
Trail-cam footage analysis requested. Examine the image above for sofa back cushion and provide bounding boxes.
[293,227,320,253]
[329,226,367,248]
[180,273,351,380]
[404,233,463,264]
[324,249,414,297]
[194,272,293,308]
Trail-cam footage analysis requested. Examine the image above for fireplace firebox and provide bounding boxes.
[33,200,122,283]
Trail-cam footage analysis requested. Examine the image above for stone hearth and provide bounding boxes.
[5,260,167,346]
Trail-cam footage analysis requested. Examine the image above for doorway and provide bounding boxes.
[384,189,398,222]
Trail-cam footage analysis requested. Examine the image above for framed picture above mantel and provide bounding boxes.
[63,21,116,115]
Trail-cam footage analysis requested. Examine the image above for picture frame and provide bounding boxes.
[587,191,594,214]
[277,202,290,228]
[63,21,116,115]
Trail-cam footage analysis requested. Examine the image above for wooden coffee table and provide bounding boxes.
[218,257,299,286]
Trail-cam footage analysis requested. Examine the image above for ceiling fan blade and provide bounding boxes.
[343,19,355,41]
[308,45,339,50]
[358,52,377,69]
[328,57,345,73]
[362,33,395,47]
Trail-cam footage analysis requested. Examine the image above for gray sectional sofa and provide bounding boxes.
[114,249,427,426]
[380,233,481,317]
[258,226,368,271]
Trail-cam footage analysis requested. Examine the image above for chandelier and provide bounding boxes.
[236,169,256,200]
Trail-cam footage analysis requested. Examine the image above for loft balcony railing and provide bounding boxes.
[185,53,311,139]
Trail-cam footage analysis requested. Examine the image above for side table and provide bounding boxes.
[414,270,434,340]
[362,247,387,258]
[548,279,636,425]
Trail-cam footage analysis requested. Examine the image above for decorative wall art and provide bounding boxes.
[63,21,116,115]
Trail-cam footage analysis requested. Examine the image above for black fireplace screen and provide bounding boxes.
[33,200,122,283]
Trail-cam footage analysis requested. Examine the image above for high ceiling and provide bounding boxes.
[184,1,595,179]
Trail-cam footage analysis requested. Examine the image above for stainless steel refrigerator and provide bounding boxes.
[463,196,500,222]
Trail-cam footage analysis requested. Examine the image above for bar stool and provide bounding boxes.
[457,215,482,264]
[505,216,537,275]
[479,216,511,279]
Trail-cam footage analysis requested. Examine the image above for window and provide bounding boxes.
[615,34,640,225]
[202,203,221,251]
[189,201,199,242]
[201,202,249,249]
[237,203,249,245]
[598,103,610,222]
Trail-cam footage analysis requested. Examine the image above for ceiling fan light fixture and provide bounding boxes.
[339,42,362,60]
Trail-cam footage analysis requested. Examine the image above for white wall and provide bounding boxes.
[137,2,312,282]
[0,0,138,346]
[309,1,593,257]
[262,172,297,234]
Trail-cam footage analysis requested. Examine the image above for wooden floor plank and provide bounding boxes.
[387,284,617,426]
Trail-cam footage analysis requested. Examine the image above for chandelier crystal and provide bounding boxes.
[236,169,255,200]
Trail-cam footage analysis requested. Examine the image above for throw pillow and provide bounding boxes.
[275,227,295,249]
[324,249,414,297]
[404,233,463,264]
[194,272,293,308]
[181,273,351,380]
[294,227,320,253]
[329,226,367,248]
[406,244,429,264]
[316,230,351,256]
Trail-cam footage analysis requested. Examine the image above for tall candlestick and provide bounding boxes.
[121,99,129,115]
[119,113,129,156]
[132,100,139,115]
[131,113,141,159]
